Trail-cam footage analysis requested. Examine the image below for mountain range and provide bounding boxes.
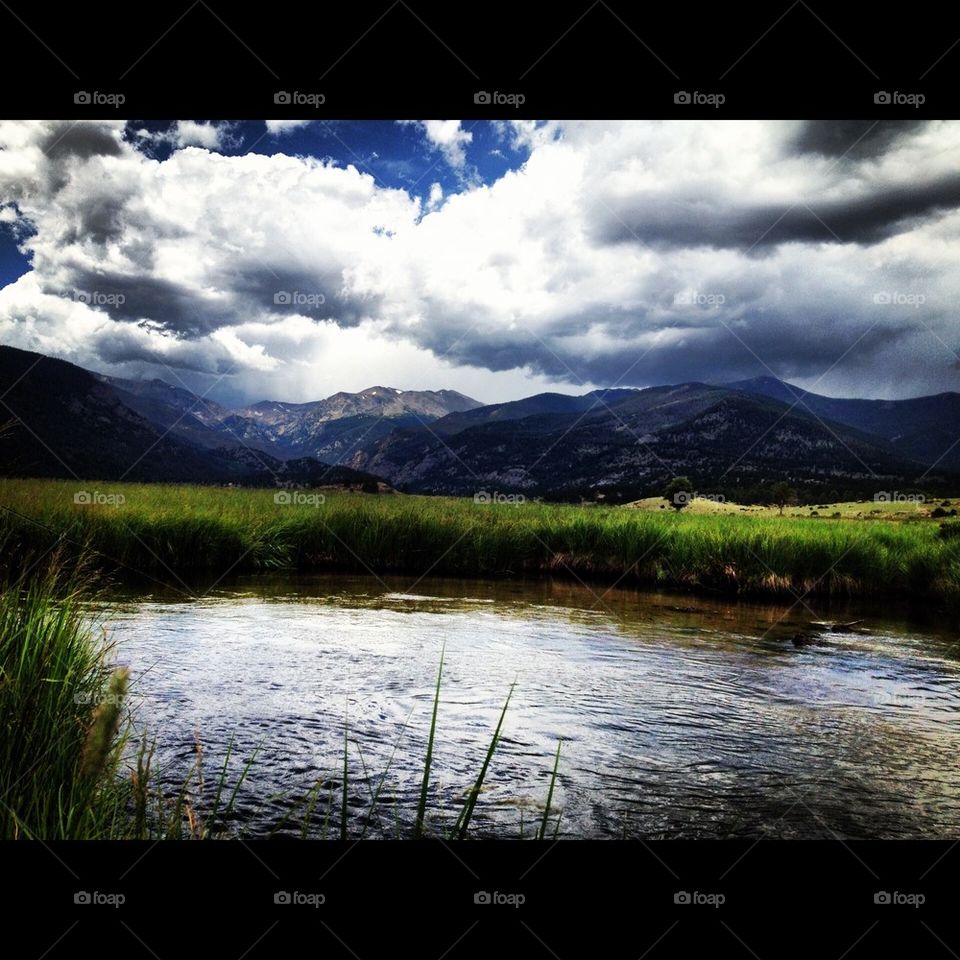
[1,344,958,500]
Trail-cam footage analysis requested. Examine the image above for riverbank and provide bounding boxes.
[1,479,958,609]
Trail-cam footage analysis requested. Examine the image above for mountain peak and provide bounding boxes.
[359,386,400,396]
[724,375,809,401]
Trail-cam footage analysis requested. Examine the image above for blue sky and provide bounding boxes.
[0,230,25,288]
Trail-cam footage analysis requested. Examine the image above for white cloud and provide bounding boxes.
[173,121,234,149]
[136,121,239,151]
[265,119,312,136]
[405,119,473,171]
[425,182,443,211]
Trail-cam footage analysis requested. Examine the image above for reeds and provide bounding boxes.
[1,478,958,604]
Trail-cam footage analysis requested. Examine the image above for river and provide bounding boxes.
[102,574,960,838]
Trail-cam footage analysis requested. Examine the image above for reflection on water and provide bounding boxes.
[103,574,960,838]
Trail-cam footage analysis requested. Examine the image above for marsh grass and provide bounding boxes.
[0,551,130,839]
[1,479,959,607]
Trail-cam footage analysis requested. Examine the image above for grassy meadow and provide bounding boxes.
[1,478,958,606]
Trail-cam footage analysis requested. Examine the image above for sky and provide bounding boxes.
[1,118,958,407]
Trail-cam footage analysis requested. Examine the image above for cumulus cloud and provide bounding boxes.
[404,119,473,171]
[0,118,958,404]
[264,119,312,136]
[425,182,443,211]
[135,120,240,151]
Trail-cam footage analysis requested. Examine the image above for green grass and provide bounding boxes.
[0,547,262,839]
[0,558,132,838]
[1,478,959,607]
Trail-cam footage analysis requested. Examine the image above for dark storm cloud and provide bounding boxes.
[790,120,930,160]
[38,122,123,162]
[43,271,223,335]
[596,172,960,251]
[517,317,917,390]
[704,317,910,383]
[224,267,381,327]
[94,328,236,374]
[39,254,381,340]
[61,195,129,246]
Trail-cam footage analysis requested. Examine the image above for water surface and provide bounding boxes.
[104,574,960,838]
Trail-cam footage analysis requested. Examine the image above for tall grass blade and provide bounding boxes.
[454,681,514,839]
[537,740,562,841]
[414,646,444,839]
